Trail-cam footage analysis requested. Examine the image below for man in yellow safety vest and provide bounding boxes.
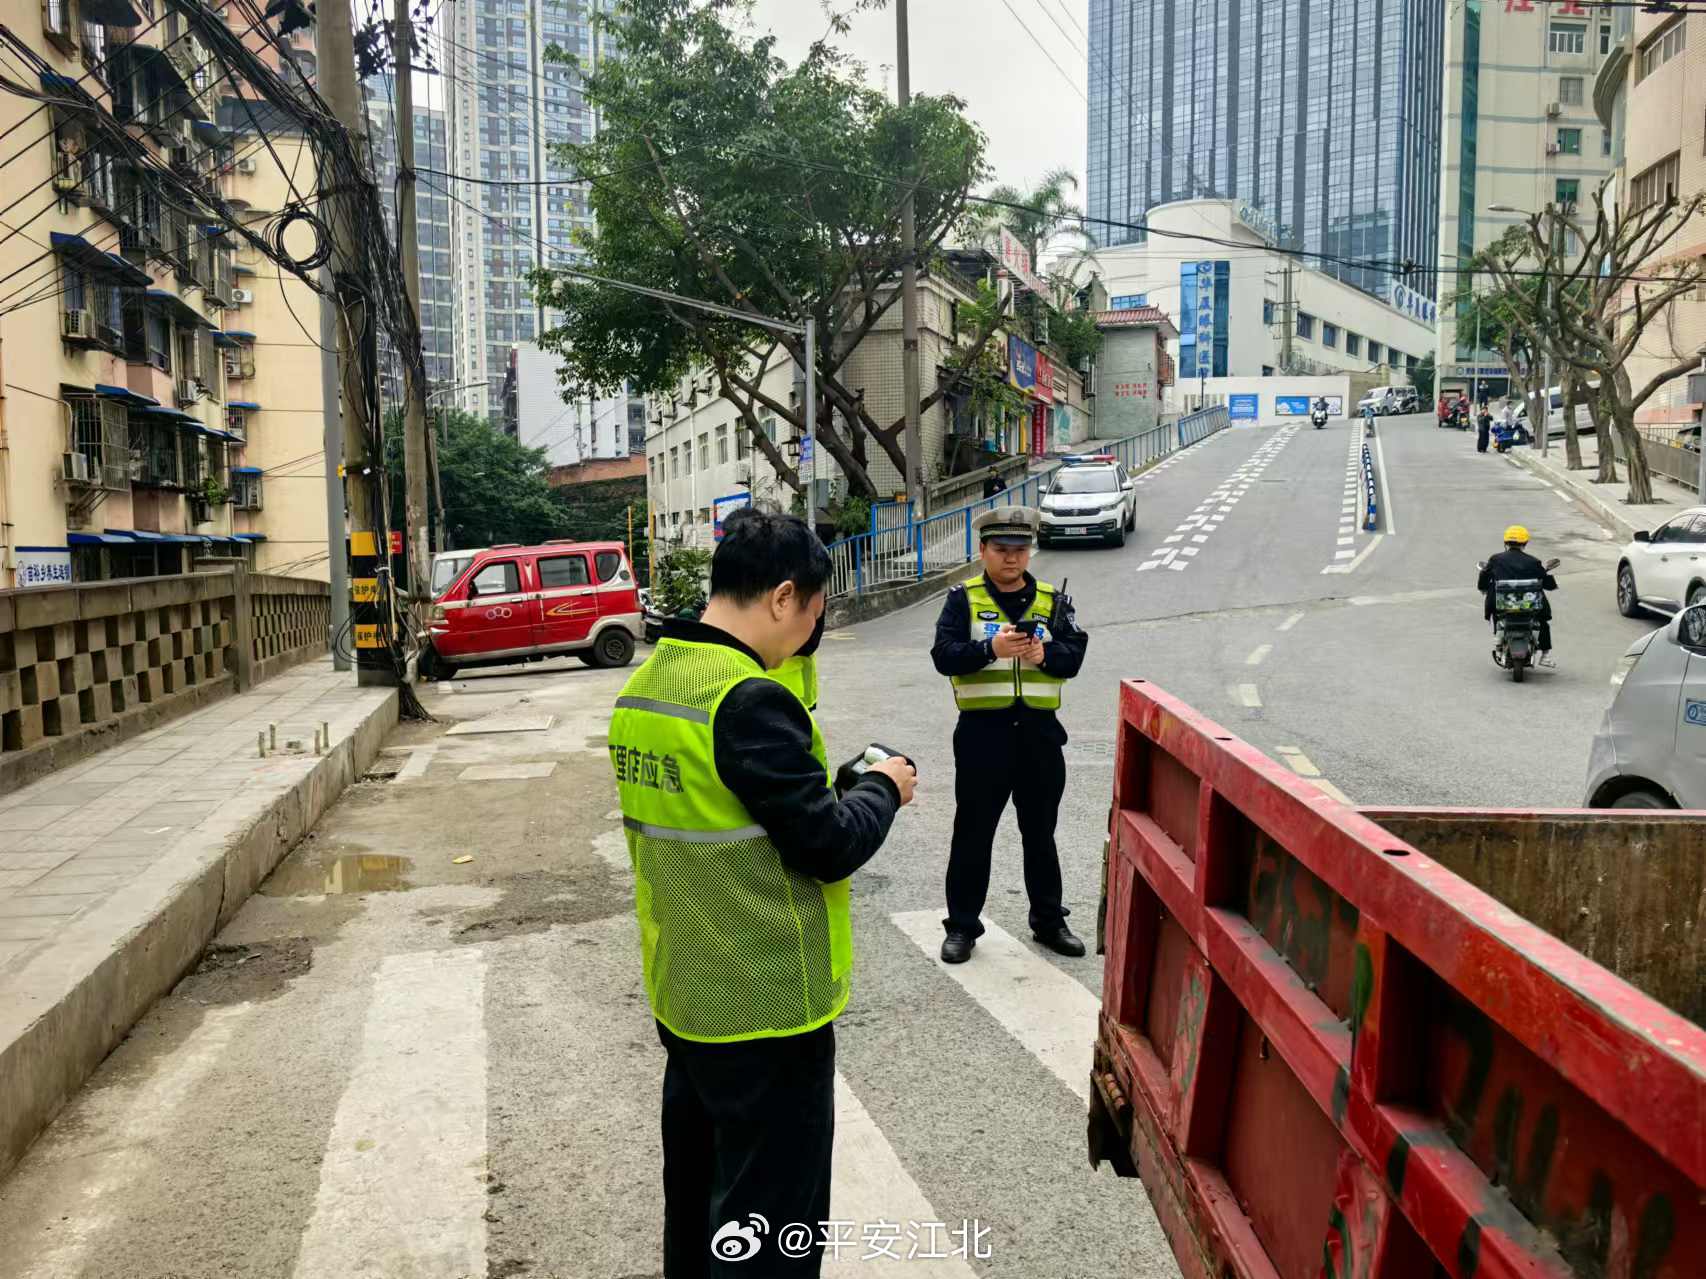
[609,510,915,1276]
[930,505,1088,964]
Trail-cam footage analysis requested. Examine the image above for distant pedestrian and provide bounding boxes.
[982,470,1008,500]
[1476,402,1492,454]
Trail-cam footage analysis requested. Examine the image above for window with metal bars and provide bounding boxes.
[43,0,74,46]
[232,471,261,510]
[180,428,204,489]
[65,395,130,490]
[129,419,180,487]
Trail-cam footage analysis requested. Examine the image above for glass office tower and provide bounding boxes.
[1086,0,1444,301]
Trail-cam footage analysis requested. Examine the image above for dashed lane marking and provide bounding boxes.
[1230,683,1263,708]
[1278,611,1305,632]
[1275,746,1321,777]
[1137,426,1300,573]
[1246,644,1272,666]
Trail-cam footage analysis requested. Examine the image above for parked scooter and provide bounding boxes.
[1478,558,1560,683]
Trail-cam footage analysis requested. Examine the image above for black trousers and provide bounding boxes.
[1476,420,1491,452]
[944,710,1069,938]
[657,1020,835,1278]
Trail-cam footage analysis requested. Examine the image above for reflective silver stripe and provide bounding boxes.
[623,816,766,843]
[613,695,710,723]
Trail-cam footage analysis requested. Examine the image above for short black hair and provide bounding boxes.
[710,509,831,604]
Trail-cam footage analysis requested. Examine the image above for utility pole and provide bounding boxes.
[393,0,432,609]
[319,0,394,685]
[896,0,923,512]
[1280,264,1295,373]
[318,266,349,671]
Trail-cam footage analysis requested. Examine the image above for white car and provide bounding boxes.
[1038,457,1136,548]
[1584,605,1706,808]
[1357,389,1392,417]
[1615,506,1706,618]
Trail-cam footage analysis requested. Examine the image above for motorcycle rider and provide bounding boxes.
[1312,395,1330,427]
[1477,525,1558,666]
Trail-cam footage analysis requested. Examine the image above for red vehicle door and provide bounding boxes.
[590,547,640,624]
[436,555,538,659]
[532,549,599,651]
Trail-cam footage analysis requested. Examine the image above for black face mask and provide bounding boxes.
[795,608,826,659]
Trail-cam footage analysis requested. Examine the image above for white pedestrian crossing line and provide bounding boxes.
[890,913,1100,1103]
[830,1077,979,1277]
[294,949,489,1279]
[1136,426,1300,574]
[1230,683,1263,708]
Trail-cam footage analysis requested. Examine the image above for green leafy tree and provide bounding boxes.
[965,167,1094,273]
[1411,352,1435,404]
[531,0,992,500]
[385,409,567,563]
[653,545,711,615]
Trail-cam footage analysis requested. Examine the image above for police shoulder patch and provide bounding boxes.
[976,609,1001,621]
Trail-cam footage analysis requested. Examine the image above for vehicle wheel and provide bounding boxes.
[1511,662,1525,683]
[1610,787,1675,809]
[1617,564,1642,618]
[589,629,636,668]
[1125,507,1136,532]
[1108,522,1127,549]
[576,654,598,667]
[1688,581,1706,609]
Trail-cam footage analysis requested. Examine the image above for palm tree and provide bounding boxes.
[966,167,1097,271]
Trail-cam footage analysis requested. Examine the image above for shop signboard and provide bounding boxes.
[1228,394,1259,421]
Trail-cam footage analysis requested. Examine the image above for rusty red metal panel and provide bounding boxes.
[1096,680,1706,1279]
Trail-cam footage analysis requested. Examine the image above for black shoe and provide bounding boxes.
[1032,924,1086,958]
[939,932,975,964]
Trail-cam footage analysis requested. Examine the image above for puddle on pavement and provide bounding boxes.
[261,853,415,896]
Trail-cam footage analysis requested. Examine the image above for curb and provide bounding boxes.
[1506,448,1644,540]
[0,688,400,1178]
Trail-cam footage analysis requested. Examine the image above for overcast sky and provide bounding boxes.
[744,0,1090,199]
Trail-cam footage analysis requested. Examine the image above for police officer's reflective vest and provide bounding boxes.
[772,653,818,711]
[950,579,1067,711]
[609,638,850,1042]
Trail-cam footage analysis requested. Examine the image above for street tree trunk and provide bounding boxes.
[1561,374,1584,470]
[1611,366,1656,504]
[1585,388,1619,484]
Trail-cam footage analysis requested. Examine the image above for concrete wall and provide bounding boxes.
[1097,326,1165,437]
[1182,375,1360,425]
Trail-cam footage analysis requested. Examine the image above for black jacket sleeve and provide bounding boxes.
[713,676,899,883]
[1040,595,1088,678]
[931,586,994,677]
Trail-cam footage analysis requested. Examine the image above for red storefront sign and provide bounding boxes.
[1033,352,1055,404]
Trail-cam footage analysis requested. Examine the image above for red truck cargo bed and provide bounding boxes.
[1090,681,1704,1279]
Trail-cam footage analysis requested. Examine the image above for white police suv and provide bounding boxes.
[1038,455,1137,548]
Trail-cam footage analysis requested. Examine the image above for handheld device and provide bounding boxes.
[835,743,914,796]
[1014,618,1040,638]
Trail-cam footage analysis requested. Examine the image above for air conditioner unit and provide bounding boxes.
[61,308,92,339]
[176,378,199,406]
[1546,102,1561,117]
[52,169,78,194]
[128,454,145,481]
[1545,143,1561,156]
[230,287,253,304]
[62,451,91,483]
[235,156,256,175]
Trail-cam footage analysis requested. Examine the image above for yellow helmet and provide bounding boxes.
[1504,525,1530,545]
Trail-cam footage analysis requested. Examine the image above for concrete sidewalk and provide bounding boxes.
[0,656,397,1174]
[1508,436,1697,539]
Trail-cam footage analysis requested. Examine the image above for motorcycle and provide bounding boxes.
[1311,406,1329,429]
[1480,558,1560,683]
[1492,420,1521,453]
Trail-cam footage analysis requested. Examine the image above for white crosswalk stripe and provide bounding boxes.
[1137,426,1300,574]
[890,912,1100,1103]
[293,949,489,1279]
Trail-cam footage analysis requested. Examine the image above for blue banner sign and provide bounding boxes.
[1275,396,1311,417]
[1228,394,1259,420]
[1008,334,1040,395]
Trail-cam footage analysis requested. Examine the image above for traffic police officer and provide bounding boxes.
[610,512,915,1276]
[931,505,1088,964]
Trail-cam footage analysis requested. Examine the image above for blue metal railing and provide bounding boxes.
[825,406,1231,600]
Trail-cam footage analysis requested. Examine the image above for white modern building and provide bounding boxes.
[1091,200,1437,402]
[508,343,640,466]
[1437,0,1618,397]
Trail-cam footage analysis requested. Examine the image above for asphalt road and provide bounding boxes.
[0,415,1656,1279]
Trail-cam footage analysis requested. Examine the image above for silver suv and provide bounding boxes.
[1584,605,1706,808]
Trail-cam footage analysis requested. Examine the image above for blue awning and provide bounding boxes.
[212,331,241,348]
[202,427,240,443]
[135,406,198,423]
[203,535,240,546]
[165,534,208,544]
[39,71,81,95]
[234,533,267,542]
[200,225,229,238]
[230,466,262,475]
[94,383,159,407]
[192,120,225,144]
[221,330,256,342]
[233,263,256,275]
[124,529,168,542]
[70,531,131,545]
[50,232,150,286]
[227,401,260,411]
[146,288,213,328]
